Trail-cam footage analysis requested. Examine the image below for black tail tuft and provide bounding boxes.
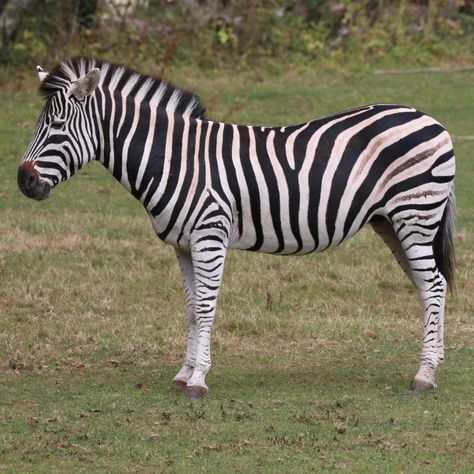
[433,184,456,292]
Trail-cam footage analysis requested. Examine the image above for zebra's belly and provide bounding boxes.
[230,222,353,255]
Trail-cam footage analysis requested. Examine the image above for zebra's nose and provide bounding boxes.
[17,162,51,200]
[18,164,38,190]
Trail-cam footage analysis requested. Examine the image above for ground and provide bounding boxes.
[0,67,473,472]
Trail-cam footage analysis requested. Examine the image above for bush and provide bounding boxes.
[0,0,473,79]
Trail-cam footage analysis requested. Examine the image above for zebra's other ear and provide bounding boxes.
[72,68,101,99]
[37,65,48,82]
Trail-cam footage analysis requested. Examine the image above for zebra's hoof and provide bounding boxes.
[186,385,208,401]
[172,379,188,392]
[411,377,437,393]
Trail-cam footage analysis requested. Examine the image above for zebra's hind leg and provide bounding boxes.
[392,216,447,392]
[371,216,414,284]
[172,248,198,392]
[409,252,446,393]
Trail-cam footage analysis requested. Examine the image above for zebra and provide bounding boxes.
[18,57,455,400]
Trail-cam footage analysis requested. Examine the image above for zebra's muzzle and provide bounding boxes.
[17,163,52,201]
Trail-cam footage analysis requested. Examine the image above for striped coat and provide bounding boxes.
[18,58,455,399]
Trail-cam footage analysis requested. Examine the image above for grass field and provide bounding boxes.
[0,66,473,472]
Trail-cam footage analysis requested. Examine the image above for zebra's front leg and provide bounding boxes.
[172,248,198,391]
[185,231,228,400]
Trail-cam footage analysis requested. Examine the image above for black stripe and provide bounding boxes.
[307,106,388,249]
[221,124,243,237]
[157,117,197,239]
[253,128,285,253]
[148,113,184,211]
[237,126,264,251]
[208,123,231,210]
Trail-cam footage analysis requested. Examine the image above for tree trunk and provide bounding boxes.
[426,0,441,41]
[0,0,31,49]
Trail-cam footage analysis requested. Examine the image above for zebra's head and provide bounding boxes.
[18,63,101,200]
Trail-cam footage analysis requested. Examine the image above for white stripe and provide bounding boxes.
[204,122,212,189]
[230,124,256,249]
[147,116,190,234]
[146,109,176,211]
[107,91,116,173]
[183,99,197,117]
[215,123,238,242]
[120,97,142,191]
[316,108,409,250]
[99,63,109,89]
[285,122,310,170]
[297,107,373,252]
[135,104,157,190]
[332,115,435,245]
[108,66,125,90]
[266,130,298,251]
[149,83,168,108]
[140,177,154,204]
[247,126,279,252]
[348,127,452,237]
[94,94,105,163]
[166,90,182,113]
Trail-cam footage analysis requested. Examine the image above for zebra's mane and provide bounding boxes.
[39,57,206,119]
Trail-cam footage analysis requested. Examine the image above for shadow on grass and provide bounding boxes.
[0,348,432,403]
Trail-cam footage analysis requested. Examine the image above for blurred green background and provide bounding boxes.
[1,0,474,81]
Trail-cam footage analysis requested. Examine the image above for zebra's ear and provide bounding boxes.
[37,65,48,82]
[72,68,101,99]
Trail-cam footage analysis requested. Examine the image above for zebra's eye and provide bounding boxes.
[51,119,65,130]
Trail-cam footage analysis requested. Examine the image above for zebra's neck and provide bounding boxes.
[97,88,187,209]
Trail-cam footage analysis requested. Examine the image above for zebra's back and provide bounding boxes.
[222,104,454,255]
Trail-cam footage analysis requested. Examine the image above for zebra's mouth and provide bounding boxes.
[17,165,52,201]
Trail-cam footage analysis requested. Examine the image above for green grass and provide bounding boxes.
[1,67,473,472]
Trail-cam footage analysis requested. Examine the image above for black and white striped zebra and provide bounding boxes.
[18,58,455,399]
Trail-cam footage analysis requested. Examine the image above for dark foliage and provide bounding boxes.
[1,0,473,76]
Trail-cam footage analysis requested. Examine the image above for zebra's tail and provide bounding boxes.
[433,183,456,292]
